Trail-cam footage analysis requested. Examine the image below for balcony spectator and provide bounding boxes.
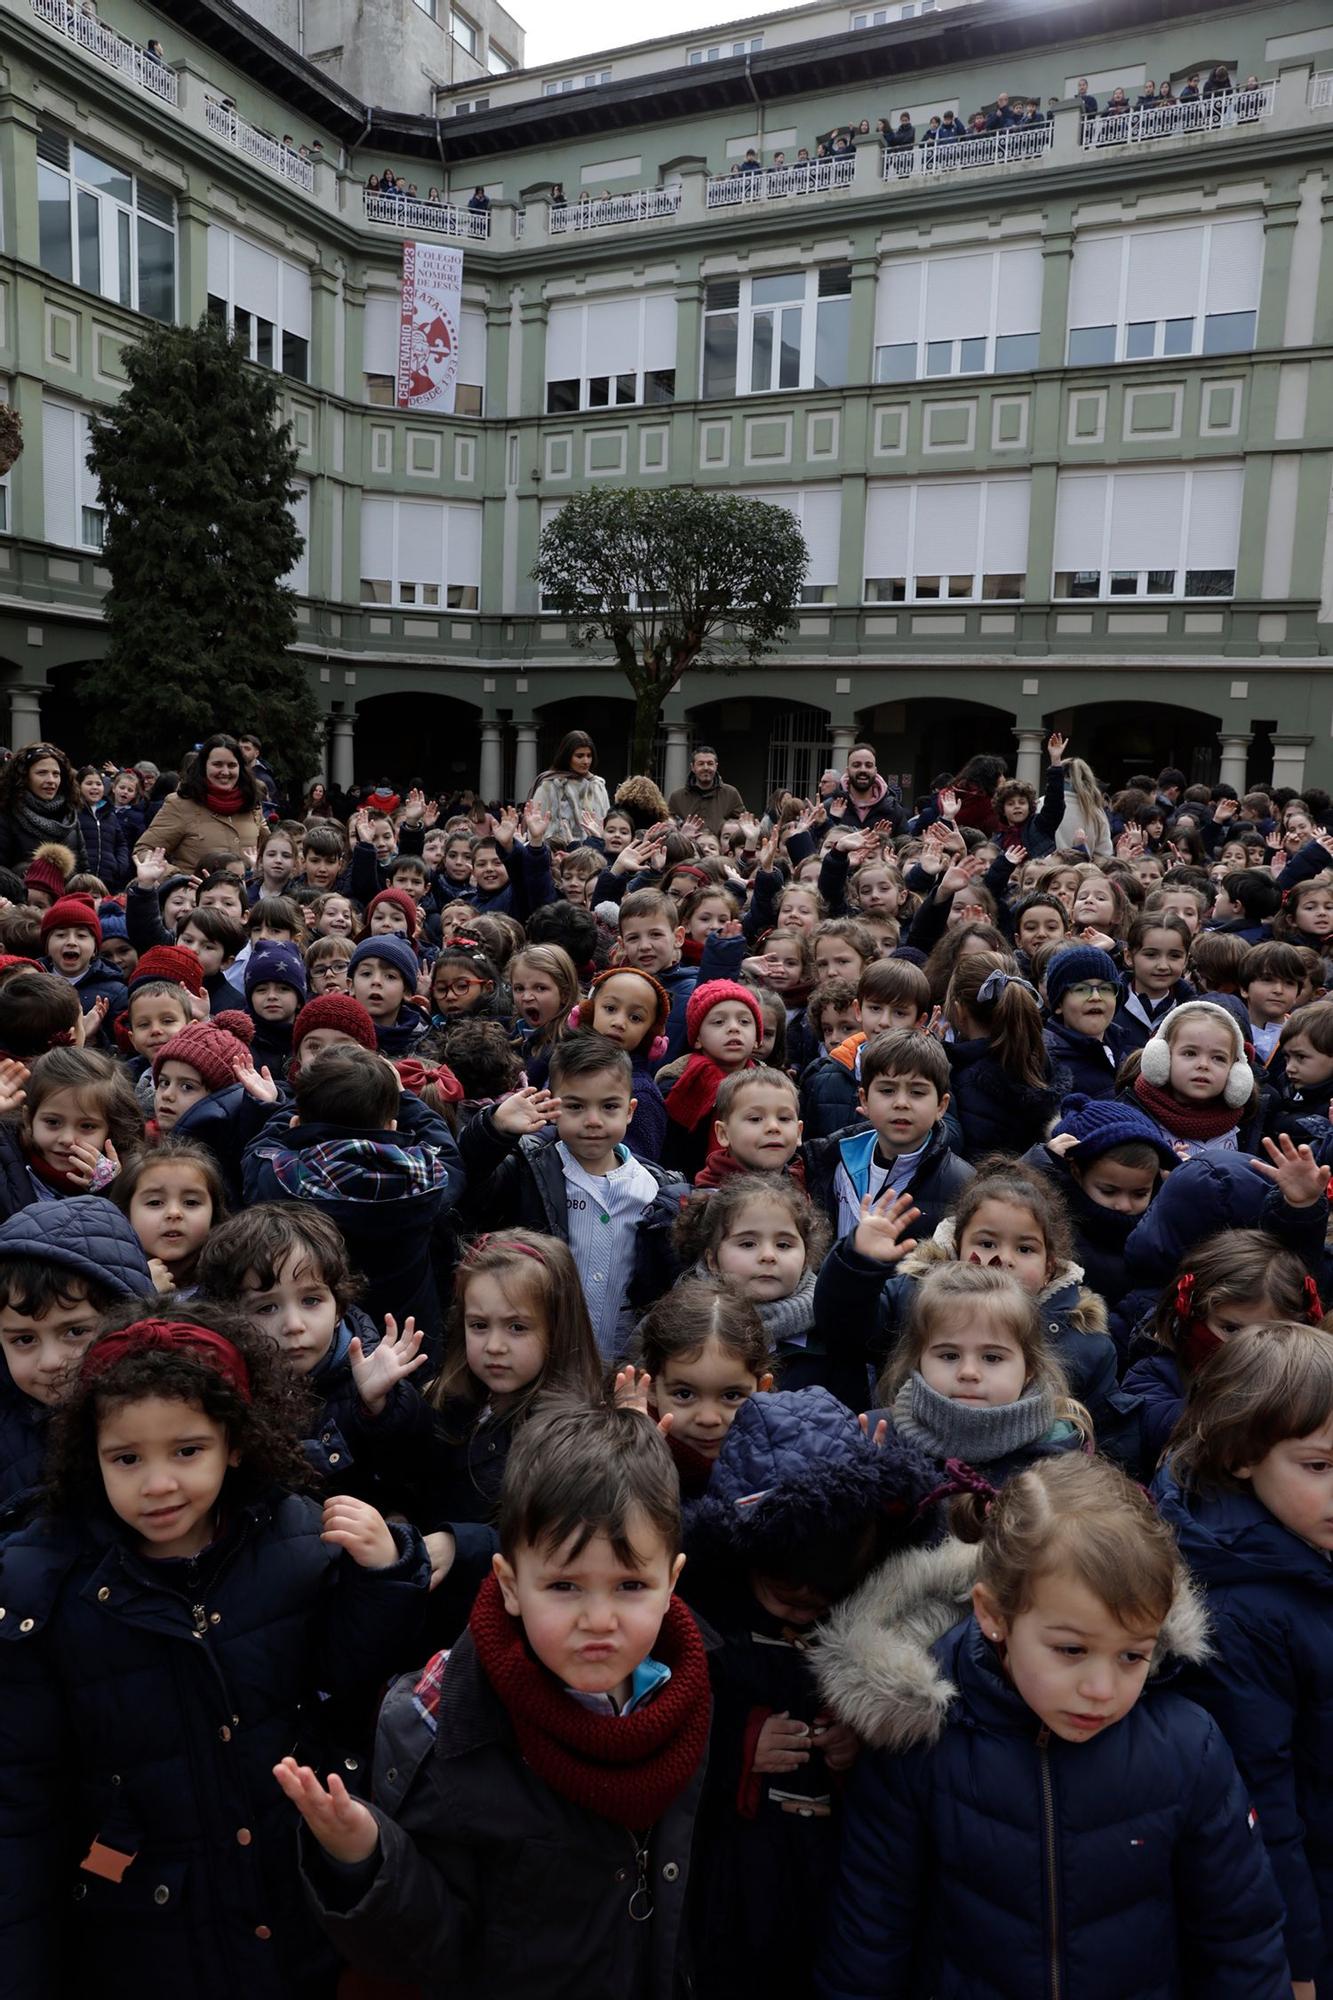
[366,173,382,193]
[740,149,762,174]
[311,140,323,159]
[406,183,419,198]
[550,181,566,206]
[144,37,165,62]
[986,92,1017,128]
[796,146,811,163]
[968,111,988,136]
[1015,99,1045,126]
[467,186,490,213]
[1203,64,1233,96]
[891,112,915,146]
[922,114,942,144]
[1074,77,1098,114]
[281,132,295,149]
[849,117,873,145]
[1105,85,1131,114]
[1242,74,1260,90]
[769,151,787,172]
[1137,80,1160,108]
[936,110,964,142]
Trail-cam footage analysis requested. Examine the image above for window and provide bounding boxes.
[543,71,611,94]
[487,44,515,72]
[852,1,934,23]
[363,294,486,413]
[1067,219,1263,366]
[359,497,482,608]
[450,9,478,55]
[42,399,104,553]
[863,477,1030,602]
[1052,466,1243,599]
[688,36,763,61]
[412,0,435,15]
[743,487,841,603]
[453,96,490,113]
[545,295,676,414]
[207,224,310,383]
[36,124,175,323]
[286,480,310,595]
[874,245,1042,383]
[702,265,851,399]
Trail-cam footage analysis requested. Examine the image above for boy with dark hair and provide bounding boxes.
[299,823,349,892]
[1208,868,1281,943]
[464,1032,684,1358]
[286,1402,710,1995]
[244,939,308,1076]
[175,903,247,1012]
[0,970,82,1062]
[1239,938,1305,1062]
[800,958,931,1139]
[618,889,699,1061]
[242,1044,463,1348]
[348,935,430,1056]
[804,1027,971,1241]
[0,1193,153,1523]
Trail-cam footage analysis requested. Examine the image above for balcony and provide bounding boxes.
[1309,72,1333,109]
[204,100,314,192]
[550,186,681,233]
[1080,83,1275,149]
[363,191,492,239]
[30,0,177,104]
[883,122,1053,182]
[706,154,856,208]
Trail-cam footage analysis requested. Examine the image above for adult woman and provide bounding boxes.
[303,780,335,822]
[527,730,610,839]
[132,733,264,872]
[75,765,130,890]
[1055,754,1114,858]
[0,742,87,871]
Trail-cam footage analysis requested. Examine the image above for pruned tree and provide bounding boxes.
[531,488,809,772]
[81,314,319,785]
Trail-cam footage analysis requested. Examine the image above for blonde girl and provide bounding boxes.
[111,1135,227,1293]
[816,1453,1289,1997]
[744,923,814,1006]
[1071,863,1131,942]
[1055,754,1113,859]
[673,1174,830,1389]
[508,943,580,1058]
[1130,999,1257,1158]
[634,1275,773,1494]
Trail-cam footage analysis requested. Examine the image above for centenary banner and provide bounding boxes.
[396,240,464,412]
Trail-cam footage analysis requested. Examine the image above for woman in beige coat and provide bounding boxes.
[133,733,265,873]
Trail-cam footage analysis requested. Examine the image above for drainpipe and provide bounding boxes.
[436,112,449,201]
[745,50,764,150]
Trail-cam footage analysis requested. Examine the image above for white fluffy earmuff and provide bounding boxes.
[1140,1003,1252,1108]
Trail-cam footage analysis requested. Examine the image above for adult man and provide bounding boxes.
[237,731,280,813]
[667,745,746,835]
[829,743,902,834]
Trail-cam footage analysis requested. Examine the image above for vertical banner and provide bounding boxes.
[397,240,464,412]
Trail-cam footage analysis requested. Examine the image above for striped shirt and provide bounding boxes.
[557,1140,660,1360]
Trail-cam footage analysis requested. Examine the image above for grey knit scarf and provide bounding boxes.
[755,1269,818,1351]
[892,1372,1054,1463]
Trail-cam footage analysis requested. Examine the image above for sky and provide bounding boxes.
[519,0,783,67]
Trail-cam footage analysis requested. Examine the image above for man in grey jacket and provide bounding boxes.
[667,745,746,834]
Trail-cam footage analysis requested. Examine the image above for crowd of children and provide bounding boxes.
[3,726,1333,1996]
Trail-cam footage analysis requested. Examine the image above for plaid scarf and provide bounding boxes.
[262,1137,448,1202]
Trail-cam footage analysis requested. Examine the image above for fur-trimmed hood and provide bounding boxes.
[813,1535,1211,1751]
[902,1218,1108,1335]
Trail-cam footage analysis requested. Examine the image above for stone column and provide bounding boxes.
[1271,734,1313,794]
[8,686,43,748]
[513,723,538,803]
[478,720,504,805]
[1013,727,1045,787]
[829,725,856,770]
[662,723,690,800]
[328,712,354,791]
[1217,732,1252,792]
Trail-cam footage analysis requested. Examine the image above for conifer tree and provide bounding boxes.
[82,314,319,783]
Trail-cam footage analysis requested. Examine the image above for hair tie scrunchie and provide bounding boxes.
[81,1319,252,1402]
[976,968,1039,1006]
[1305,1273,1325,1323]
[915,1456,998,1519]
[1174,1273,1197,1322]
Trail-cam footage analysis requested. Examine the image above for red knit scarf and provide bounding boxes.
[680,937,705,966]
[204,785,244,817]
[665,1052,730,1133]
[1133,1072,1240,1142]
[694,1145,806,1191]
[25,1149,86,1194]
[468,1573,710,1827]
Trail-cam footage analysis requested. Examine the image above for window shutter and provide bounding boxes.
[924,256,991,345]
[914,481,981,576]
[864,482,913,570]
[447,502,483,587]
[362,296,400,376]
[981,478,1031,575]
[359,496,395,582]
[42,400,78,549]
[206,223,230,302]
[1125,228,1203,325]
[1204,219,1264,315]
[1068,235,1122,327]
[1185,466,1244,568]
[545,303,583,381]
[1053,473,1109,572]
[994,246,1043,335]
[281,261,311,341]
[396,501,447,586]
[1108,469,1189,571]
[875,260,922,348]
[643,295,677,372]
[458,308,487,388]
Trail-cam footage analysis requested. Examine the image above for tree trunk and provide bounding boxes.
[630,680,663,778]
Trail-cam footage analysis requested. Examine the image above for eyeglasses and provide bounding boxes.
[436,976,484,999]
[1065,982,1118,1001]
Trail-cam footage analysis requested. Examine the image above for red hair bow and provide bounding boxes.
[82,1319,251,1402]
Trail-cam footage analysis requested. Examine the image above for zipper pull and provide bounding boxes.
[627,1840,653,1922]
[1036,1725,1051,1749]
[192,1602,208,1638]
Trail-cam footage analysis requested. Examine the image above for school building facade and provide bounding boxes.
[4,0,1333,801]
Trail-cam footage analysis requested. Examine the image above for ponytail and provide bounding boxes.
[948,952,1050,1091]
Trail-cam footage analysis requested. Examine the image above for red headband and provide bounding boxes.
[82,1319,252,1402]
[464,1233,546,1267]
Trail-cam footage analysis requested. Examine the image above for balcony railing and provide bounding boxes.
[550,186,681,233]
[706,153,856,207]
[363,191,492,239]
[205,100,315,191]
[883,122,1054,181]
[30,0,177,103]
[1080,83,1275,148]
[1309,72,1333,108]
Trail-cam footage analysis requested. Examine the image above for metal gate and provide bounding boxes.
[766,710,834,802]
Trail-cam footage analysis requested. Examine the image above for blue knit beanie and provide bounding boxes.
[97,903,128,941]
[1052,1092,1178,1167]
[349,933,419,990]
[244,940,308,1002]
[1045,945,1120,1013]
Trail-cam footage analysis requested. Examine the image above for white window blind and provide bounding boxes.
[281,260,311,342]
[1068,236,1121,328]
[1185,466,1245,567]
[863,478,1030,593]
[864,483,913,565]
[875,248,1041,366]
[1108,470,1188,570]
[360,497,396,580]
[545,304,583,381]
[923,255,991,344]
[1053,467,1243,586]
[206,223,229,301]
[915,481,980,574]
[1205,219,1264,315]
[1069,219,1264,355]
[363,296,399,376]
[43,400,78,549]
[643,296,677,373]
[287,481,309,594]
[995,248,1045,335]
[875,261,921,348]
[1126,229,1202,325]
[1053,474,1111,572]
[234,237,279,321]
[745,487,842,584]
[982,480,1031,574]
[448,503,483,585]
[458,308,486,388]
[585,298,640,376]
[397,501,447,586]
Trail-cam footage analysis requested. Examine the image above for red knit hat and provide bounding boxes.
[292,994,377,1058]
[128,945,205,998]
[365,888,420,939]
[23,843,74,905]
[39,895,101,947]
[152,1011,254,1089]
[684,979,764,1049]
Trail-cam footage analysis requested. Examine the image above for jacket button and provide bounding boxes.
[344,1756,359,1772]
[254,1924,272,1940]
[154,1886,170,1906]
[19,1618,34,1632]
[209,1612,221,1625]
[662,1862,679,1881]
[97,1588,110,1603]
[72,1883,86,1901]
[219,1726,231,1743]
[0,1607,5,1618]
[236,1828,252,1846]
[614,1868,627,1883]
[110,1774,121,1787]
[384,1766,397,1783]
[329,1452,341,1465]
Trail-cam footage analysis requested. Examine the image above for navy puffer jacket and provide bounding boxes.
[77,803,131,893]
[1043,1019,1119,1103]
[946,1037,1057,1161]
[302,1303,434,1510]
[1155,1470,1333,1986]
[798,1050,863,1140]
[0,1197,154,1522]
[814,1560,1288,1999]
[0,1492,429,1999]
